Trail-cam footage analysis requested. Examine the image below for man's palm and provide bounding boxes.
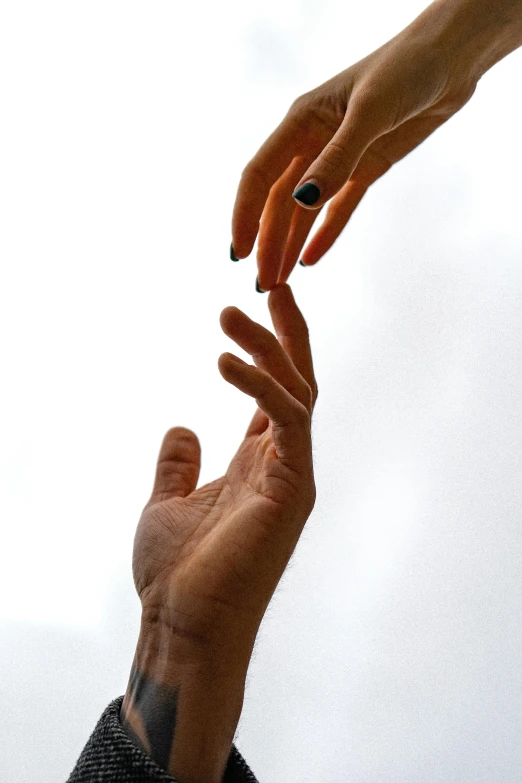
[130,285,317,654]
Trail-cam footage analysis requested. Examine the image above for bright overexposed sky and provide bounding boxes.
[1,2,521,781]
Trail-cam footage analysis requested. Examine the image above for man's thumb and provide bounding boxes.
[292,101,380,210]
[150,426,201,501]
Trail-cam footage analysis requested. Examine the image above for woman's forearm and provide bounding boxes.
[408,0,522,78]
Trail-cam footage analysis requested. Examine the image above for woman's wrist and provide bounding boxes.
[407,0,522,80]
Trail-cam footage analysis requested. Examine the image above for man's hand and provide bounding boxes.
[132,282,318,660]
[120,284,317,781]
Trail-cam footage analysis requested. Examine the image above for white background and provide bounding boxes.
[1,1,521,781]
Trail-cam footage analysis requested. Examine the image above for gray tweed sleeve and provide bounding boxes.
[65,695,259,783]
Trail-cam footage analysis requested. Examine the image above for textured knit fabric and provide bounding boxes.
[66,694,259,783]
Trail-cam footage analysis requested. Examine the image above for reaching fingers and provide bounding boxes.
[233,89,389,279]
[230,84,377,271]
[218,285,317,467]
[267,284,318,409]
[283,145,388,270]
[219,295,312,414]
[217,353,312,474]
[300,177,370,267]
[231,109,306,261]
[291,91,389,211]
[277,203,324,283]
[300,111,455,266]
[255,155,313,291]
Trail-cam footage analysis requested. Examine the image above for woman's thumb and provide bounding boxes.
[292,98,382,210]
[150,426,201,501]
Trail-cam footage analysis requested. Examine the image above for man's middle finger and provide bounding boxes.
[277,202,324,285]
[267,284,318,411]
[220,304,312,412]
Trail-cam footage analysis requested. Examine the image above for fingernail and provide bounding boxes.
[230,243,239,261]
[292,181,320,206]
[255,276,266,293]
[298,259,306,267]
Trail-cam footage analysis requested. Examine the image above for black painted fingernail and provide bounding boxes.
[299,259,305,267]
[255,276,265,293]
[230,243,239,261]
[292,181,320,206]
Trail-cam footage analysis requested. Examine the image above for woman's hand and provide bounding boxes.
[231,9,480,291]
[131,283,317,662]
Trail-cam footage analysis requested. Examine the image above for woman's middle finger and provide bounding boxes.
[277,202,324,284]
[256,155,312,292]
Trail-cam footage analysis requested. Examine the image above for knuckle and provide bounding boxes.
[318,140,349,177]
[242,160,272,189]
[253,327,277,355]
[312,381,319,406]
[302,382,313,412]
[443,79,478,113]
[345,89,380,135]
[350,84,374,113]
[324,139,347,165]
[256,369,270,393]
[288,92,308,116]
[295,399,311,424]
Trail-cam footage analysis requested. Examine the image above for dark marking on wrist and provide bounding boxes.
[121,659,181,772]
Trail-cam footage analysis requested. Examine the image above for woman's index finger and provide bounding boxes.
[231,112,304,259]
[267,284,318,409]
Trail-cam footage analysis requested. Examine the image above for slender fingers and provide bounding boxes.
[291,95,388,211]
[256,155,315,291]
[242,278,318,436]
[219,284,317,452]
[267,284,318,410]
[277,203,324,283]
[301,112,451,266]
[300,178,369,266]
[217,352,312,473]
[231,110,304,260]
[298,144,393,267]
[219,297,312,413]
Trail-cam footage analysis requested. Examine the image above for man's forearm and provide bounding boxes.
[120,618,250,783]
[409,0,522,78]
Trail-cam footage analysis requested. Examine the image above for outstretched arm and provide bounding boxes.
[119,283,317,782]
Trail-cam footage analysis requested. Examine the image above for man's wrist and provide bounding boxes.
[120,618,250,783]
[408,0,522,80]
